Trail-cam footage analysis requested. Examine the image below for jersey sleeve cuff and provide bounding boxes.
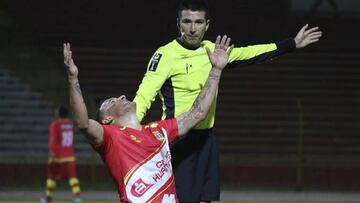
[276,38,296,53]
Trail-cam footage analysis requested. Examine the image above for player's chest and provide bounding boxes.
[112,130,170,173]
[171,53,212,90]
[115,129,166,153]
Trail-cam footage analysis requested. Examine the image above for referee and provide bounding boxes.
[134,0,322,202]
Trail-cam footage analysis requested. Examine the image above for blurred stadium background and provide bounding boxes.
[1,0,360,202]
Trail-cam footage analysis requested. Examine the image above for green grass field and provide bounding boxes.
[2,183,359,203]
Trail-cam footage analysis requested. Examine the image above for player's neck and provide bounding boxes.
[115,114,142,131]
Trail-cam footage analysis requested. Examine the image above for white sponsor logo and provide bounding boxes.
[125,137,173,202]
[130,178,153,197]
[152,151,171,183]
[161,194,176,203]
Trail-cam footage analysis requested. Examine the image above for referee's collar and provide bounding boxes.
[176,38,200,51]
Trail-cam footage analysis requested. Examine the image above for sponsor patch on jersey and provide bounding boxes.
[148,53,162,72]
[130,135,141,143]
[150,123,159,128]
[152,131,165,141]
[130,178,153,197]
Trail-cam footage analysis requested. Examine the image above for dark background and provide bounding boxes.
[0,0,360,190]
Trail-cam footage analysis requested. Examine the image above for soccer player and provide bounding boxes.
[40,106,81,203]
[64,35,232,202]
[133,0,322,202]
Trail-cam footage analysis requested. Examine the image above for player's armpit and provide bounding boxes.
[81,119,104,145]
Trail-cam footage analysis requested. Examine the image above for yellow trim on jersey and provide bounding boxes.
[49,156,75,163]
[147,176,175,203]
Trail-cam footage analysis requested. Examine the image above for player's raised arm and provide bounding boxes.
[64,43,103,145]
[176,35,234,136]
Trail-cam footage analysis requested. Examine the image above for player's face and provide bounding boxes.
[178,10,209,48]
[100,95,135,117]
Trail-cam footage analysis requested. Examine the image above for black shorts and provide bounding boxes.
[170,128,220,202]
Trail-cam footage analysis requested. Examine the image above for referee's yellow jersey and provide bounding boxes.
[134,38,295,129]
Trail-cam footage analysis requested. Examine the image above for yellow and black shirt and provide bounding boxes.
[134,38,295,129]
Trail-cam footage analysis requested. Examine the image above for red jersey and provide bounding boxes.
[94,119,179,203]
[49,119,75,159]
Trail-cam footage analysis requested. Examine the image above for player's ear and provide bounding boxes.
[102,116,114,125]
[177,18,180,29]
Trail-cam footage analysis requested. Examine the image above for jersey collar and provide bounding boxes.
[176,38,200,51]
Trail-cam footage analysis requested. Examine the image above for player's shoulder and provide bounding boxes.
[163,39,180,49]
[50,119,60,127]
[144,121,161,130]
[143,120,171,134]
[154,40,182,56]
[143,121,169,141]
[102,124,120,132]
[201,40,215,48]
[146,119,176,130]
[101,125,126,142]
[61,118,72,124]
[55,118,73,126]
[147,40,177,69]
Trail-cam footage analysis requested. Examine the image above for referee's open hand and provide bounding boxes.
[206,35,234,71]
